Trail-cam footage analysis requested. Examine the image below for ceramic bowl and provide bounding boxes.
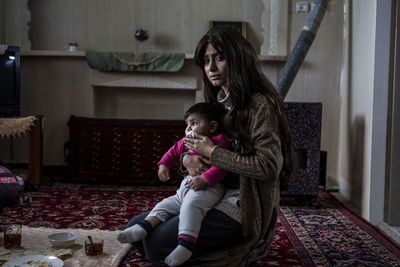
[48,232,78,248]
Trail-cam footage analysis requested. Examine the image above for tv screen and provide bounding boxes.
[0,45,20,116]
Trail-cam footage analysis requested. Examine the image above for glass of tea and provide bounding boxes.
[84,237,103,256]
[4,224,22,249]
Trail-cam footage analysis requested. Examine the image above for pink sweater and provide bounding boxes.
[157,133,231,186]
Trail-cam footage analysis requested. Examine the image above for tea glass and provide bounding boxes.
[3,224,22,249]
[84,237,104,256]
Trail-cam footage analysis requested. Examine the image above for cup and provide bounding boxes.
[65,43,78,52]
[67,45,77,52]
[84,237,104,256]
[3,224,22,249]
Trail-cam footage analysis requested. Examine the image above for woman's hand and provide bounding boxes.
[182,154,209,176]
[186,175,209,191]
[184,133,215,158]
[158,164,170,182]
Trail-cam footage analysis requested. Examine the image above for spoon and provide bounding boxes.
[87,235,95,246]
[17,208,33,234]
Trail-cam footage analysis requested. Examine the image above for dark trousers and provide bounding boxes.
[128,208,242,265]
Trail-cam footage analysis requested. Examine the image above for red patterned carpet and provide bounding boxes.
[1,183,400,266]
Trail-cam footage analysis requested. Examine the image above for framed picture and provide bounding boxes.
[209,21,247,38]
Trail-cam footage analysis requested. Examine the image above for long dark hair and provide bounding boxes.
[194,26,294,188]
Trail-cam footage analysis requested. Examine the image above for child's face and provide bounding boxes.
[185,113,216,137]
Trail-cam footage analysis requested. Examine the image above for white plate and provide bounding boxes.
[2,254,63,267]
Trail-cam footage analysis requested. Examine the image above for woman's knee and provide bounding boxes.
[195,209,242,251]
[127,211,150,227]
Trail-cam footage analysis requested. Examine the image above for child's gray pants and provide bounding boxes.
[148,175,224,238]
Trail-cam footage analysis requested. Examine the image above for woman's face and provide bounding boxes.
[204,44,228,94]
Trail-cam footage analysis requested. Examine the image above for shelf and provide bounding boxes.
[92,76,197,90]
[258,55,286,62]
[21,50,86,57]
[21,50,286,62]
[21,50,193,59]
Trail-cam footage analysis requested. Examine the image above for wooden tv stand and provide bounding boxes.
[28,115,43,185]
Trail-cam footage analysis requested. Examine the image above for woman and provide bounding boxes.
[127,26,294,266]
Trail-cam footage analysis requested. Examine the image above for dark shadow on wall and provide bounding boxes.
[343,0,365,214]
[246,23,262,55]
[349,116,365,213]
[27,0,40,50]
[28,0,69,50]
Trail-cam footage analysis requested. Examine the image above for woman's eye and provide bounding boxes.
[192,121,198,126]
[204,58,210,65]
[216,55,224,61]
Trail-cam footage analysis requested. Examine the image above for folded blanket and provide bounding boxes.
[85,51,185,72]
[0,165,25,212]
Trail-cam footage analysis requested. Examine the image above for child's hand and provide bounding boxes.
[182,154,209,176]
[186,175,209,191]
[158,164,170,182]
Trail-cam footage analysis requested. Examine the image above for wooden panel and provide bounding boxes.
[28,115,43,185]
[67,116,185,185]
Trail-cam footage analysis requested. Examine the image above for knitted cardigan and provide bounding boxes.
[189,93,283,266]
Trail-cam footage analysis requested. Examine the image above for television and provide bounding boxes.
[0,45,20,116]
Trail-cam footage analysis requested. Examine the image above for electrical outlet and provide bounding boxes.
[296,1,309,13]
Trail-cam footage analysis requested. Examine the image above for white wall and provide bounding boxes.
[21,0,264,54]
[2,0,30,50]
[337,0,391,223]
[369,0,391,225]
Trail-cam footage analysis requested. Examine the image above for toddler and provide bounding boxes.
[118,102,230,266]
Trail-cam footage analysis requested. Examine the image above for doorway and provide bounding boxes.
[385,0,400,229]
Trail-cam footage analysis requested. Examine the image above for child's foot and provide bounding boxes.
[117,224,147,243]
[165,245,192,266]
